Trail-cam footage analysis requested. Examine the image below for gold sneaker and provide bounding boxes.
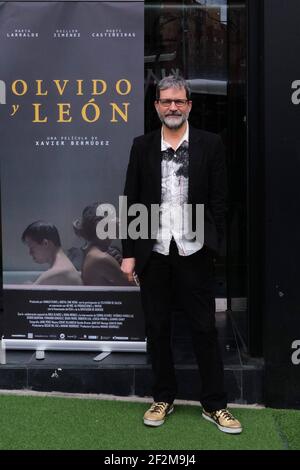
[143,402,174,427]
[202,408,242,434]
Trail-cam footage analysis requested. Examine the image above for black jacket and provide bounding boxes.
[122,126,227,276]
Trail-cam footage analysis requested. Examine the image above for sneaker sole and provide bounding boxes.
[143,406,174,427]
[202,412,242,434]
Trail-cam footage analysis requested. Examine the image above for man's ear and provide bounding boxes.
[42,239,49,247]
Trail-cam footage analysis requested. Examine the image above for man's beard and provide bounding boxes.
[157,111,189,130]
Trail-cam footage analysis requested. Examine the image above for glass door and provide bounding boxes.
[144,0,248,349]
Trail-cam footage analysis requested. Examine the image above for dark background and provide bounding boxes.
[262,0,300,408]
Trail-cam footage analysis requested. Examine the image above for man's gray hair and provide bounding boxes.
[156,75,191,101]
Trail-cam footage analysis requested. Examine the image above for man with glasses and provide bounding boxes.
[121,75,242,434]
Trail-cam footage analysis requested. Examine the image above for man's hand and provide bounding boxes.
[121,257,136,283]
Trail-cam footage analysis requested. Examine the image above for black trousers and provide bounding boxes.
[139,239,227,412]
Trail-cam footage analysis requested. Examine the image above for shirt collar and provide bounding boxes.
[161,122,189,151]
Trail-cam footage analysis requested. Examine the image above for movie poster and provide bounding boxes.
[0,1,145,348]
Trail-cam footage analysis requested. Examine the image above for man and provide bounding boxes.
[22,221,82,286]
[121,75,242,434]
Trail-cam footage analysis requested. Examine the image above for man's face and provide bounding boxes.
[155,87,192,130]
[25,237,49,264]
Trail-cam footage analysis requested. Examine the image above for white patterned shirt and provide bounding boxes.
[153,123,203,256]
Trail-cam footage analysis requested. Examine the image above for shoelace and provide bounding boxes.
[150,402,168,414]
[214,409,235,422]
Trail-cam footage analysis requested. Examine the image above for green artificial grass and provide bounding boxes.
[0,395,299,450]
[271,409,300,450]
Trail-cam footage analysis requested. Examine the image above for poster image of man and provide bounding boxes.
[22,221,82,286]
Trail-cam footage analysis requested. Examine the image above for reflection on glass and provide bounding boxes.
[145,0,247,345]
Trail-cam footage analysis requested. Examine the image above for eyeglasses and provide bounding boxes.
[158,99,189,108]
